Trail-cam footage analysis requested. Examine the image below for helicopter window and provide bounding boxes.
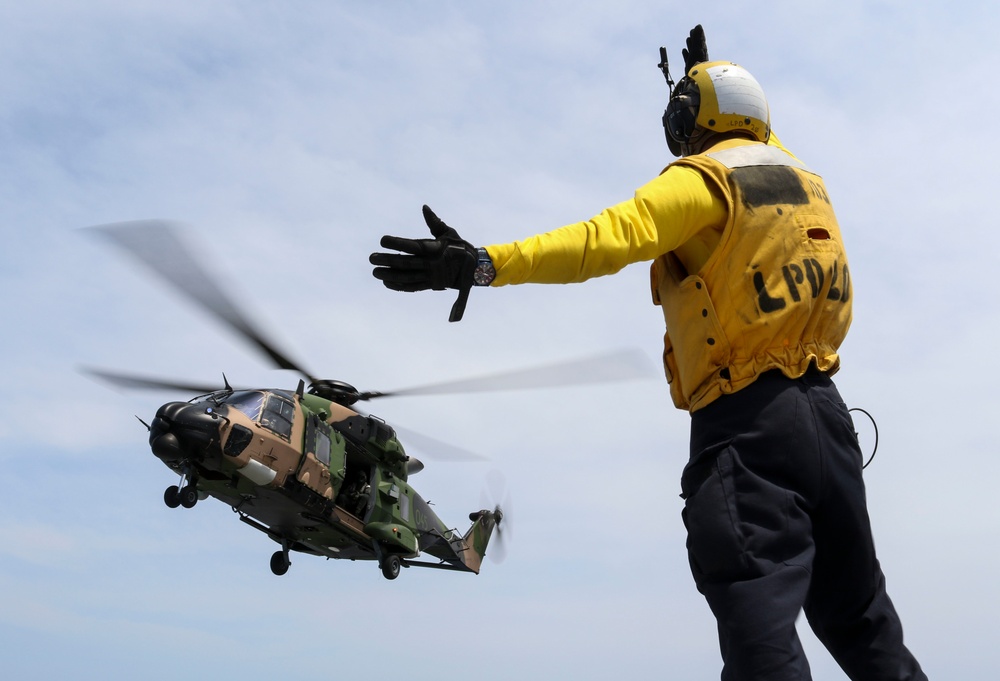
[314,428,332,467]
[226,391,265,420]
[399,491,410,521]
[260,393,296,439]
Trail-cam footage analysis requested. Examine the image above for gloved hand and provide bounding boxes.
[682,24,709,74]
[370,205,477,322]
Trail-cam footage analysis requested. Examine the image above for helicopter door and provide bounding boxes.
[336,461,374,520]
[298,417,346,500]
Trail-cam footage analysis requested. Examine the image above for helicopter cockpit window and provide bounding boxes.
[225,391,265,420]
[260,392,296,439]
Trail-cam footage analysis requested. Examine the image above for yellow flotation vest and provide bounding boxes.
[651,142,852,411]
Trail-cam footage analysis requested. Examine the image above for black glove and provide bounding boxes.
[682,24,709,74]
[370,205,477,322]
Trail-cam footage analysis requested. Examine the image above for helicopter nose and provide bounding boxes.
[149,401,222,463]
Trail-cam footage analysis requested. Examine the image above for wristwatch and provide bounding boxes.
[473,247,496,286]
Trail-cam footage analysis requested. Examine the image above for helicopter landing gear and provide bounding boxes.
[380,553,401,580]
[164,485,181,508]
[164,472,199,509]
[271,539,292,576]
[270,550,290,576]
[178,483,199,508]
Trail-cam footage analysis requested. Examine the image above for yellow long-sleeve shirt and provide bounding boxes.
[485,135,792,285]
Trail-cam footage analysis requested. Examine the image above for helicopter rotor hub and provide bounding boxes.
[307,380,362,406]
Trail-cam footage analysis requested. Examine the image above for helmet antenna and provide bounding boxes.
[658,46,676,91]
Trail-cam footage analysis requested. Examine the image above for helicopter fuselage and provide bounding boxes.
[148,387,494,577]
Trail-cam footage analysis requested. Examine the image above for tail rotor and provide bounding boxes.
[480,469,513,564]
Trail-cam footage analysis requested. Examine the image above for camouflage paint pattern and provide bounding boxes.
[149,386,500,577]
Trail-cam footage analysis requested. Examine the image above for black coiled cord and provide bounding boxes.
[849,407,879,469]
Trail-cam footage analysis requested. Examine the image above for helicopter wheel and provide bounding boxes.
[380,554,401,580]
[270,550,290,576]
[164,485,181,509]
[178,484,199,509]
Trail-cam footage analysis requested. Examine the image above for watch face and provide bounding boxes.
[474,248,495,286]
[474,262,496,286]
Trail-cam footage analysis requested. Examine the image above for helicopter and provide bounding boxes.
[85,220,651,579]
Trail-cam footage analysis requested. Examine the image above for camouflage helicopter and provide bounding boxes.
[86,221,650,579]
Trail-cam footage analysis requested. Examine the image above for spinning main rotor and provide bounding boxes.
[84,220,652,407]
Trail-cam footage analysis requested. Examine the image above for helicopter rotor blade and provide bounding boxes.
[87,220,319,385]
[390,424,488,462]
[359,348,655,401]
[81,367,232,394]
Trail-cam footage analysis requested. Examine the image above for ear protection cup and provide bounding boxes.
[663,77,699,157]
[663,110,682,157]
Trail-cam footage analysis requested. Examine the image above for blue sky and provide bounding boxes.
[2,1,997,679]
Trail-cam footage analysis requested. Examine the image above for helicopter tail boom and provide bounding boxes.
[416,507,502,574]
[455,508,502,574]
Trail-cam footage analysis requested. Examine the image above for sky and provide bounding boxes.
[1,1,996,679]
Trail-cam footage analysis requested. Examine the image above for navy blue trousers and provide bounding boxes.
[683,369,926,681]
